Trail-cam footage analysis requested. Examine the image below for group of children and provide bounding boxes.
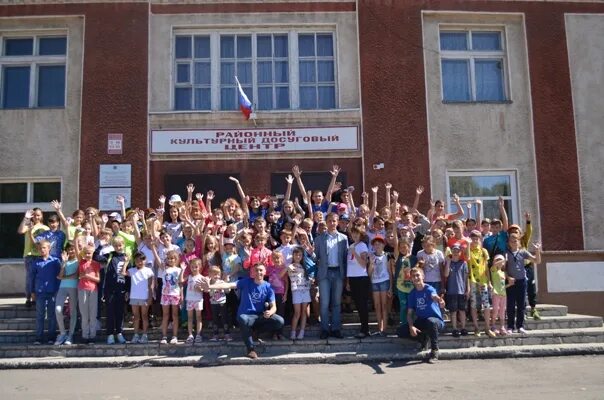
[19,164,542,350]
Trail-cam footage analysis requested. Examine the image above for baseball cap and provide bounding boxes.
[168,194,182,205]
[371,235,386,244]
[109,212,122,223]
[451,244,462,251]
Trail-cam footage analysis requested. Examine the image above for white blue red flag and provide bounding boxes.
[235,76,252,120]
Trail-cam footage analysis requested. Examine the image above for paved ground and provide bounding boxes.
[1,355,602,399]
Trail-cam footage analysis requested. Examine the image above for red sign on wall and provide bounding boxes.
[108,133,123,155]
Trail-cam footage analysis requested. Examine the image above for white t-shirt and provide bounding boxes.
[276,244,295,267]
[186,275,204,302]
[137,243,156,271]
[162,266,182,296]
[157,243,181,279]
[417,249,445,283]
[128,267,154,300]
[371,253,390,284]
[347,242,369,277]
[288,263,310,292]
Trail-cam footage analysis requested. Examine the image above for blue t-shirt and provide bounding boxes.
[236,278,275,316]
[35,230,66,259]
[249,207,268,224]
[408,284,443,321]
[483,231,508,258]
[312,201,330,216]
[59,259,79,289]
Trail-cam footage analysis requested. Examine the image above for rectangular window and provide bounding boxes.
[447,171,517,223]
[0,180,61,259]
[0,35,67,109]
[440,30,507,102]
[174,35,211,111]
[172,31,336,111]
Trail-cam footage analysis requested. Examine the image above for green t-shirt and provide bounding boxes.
[118,231,137,257]
[23,223,49,257]
[490,267,506,296]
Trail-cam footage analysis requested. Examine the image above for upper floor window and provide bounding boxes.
[0,36,67,109]
[439,29,507,102]
[173,31,336,112]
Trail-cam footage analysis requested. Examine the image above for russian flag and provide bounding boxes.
[235,76,252,120]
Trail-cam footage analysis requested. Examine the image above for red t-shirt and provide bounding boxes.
[78,259,101,291]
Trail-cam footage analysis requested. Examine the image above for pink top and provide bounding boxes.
[78,259,100,291]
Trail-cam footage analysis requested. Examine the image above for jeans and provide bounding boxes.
[397,316,444,351]
[506,278,527,330]
[397,290,410,330]
[238,313,285,351]
[349,276,370,334]
[24,256,36,299]
[55,287,78,336]
[106,293,125,336]
[78,289,98,339]
[211,303,231,334]
[35,291,57,341]
[318,269,344,332]
[525,265,537,308]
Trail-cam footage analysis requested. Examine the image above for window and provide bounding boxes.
[446,171,517,223]
[439,29,507,102]
[0,180,61,259]
[173,31,336,111]
[0,35,67,109]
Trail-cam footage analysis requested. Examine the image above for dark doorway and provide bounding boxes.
[164,174,241,208]
[271,171,347,204]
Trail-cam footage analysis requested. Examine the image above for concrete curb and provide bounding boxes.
[0,343,602,369]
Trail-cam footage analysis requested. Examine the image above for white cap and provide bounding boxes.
[109,212,122,223]
[168,194,183,205]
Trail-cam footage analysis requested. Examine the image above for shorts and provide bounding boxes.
[372,279,390,292]
[186,299,204,311]
[446,294,467,312]
[469,283,491,309]
[161,294,180,306]
[292,290,311,305]
[130,298,148,306]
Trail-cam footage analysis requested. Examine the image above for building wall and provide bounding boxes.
[422,12,540,238]
[0,16,84,214]
[565,14,604,251]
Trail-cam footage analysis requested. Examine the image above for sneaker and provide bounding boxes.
[531,308,541,320]
[452,329,461,338]
[210,334,219,342]
[64,335,73,346]
[474,330,482,337]
[185,335,194,344]
[95,319,102,332]
[33,339,42,345]
[169,336,178,344]
[486,329,496,338]
[107,335,115,345]
[518,327,527,335]
[54,333,67,346]
[246,349,258,359]
[116,333,126,344]
[460,329,469,336]
[511,328,518,334]
[160,337,168,344]
[224,334,232,342]
[296,330,305,340]
[195,335,203,344]
[355,332,368,339]
[427,349,439,364]
[499,328,508,336]
[25,299,32,308]
[131,334,140,344]
[140,334,149,344]
[88,338,96,345]
[331,330,344,339]
[290,332,297,340]
[320,330,329,340]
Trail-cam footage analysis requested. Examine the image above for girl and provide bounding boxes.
[93,236,128,345]
[392,237,415,330]
[152,246,183,344]
[54,244,79,346]
[185,258,205,344]
[288,247,311,340]
[416,236,445,295]
[122,252,154,344]
[268,251,288,330]
[490,254,509,335]
[163,206,183,245]
[346,226,370,338]
[208,265,231,341]
[368,236,392,336]
[467,230,495,337]
[77,243,101,344]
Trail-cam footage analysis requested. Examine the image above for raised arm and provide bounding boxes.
[17,210,33,235]
[522,211,533,247]
[412,186,424,213]
[116,195,127,220]
[390,190,399,223]
[229,177,248,217]
[384,183,392,208]
[284,174,293,203]
[292,165,309,205]
[450,193,465,221]
[498,196,509,231]
[51,201,70,234]
[324,165,340,203]
[475,199,483,224]
[369,186,378,220]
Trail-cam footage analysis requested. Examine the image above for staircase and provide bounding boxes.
[0,297,602,368]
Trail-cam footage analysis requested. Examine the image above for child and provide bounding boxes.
[152,246,183,344]
[467,230,495,337]
[93,236,128,345]
[368,236,392,336]
[222,238,242,327]
[346,226,370,338]
[185,258,205,344]
[490,254,509,335]
[208,265,231,341]
[416,236,445,295]
[392,237,415,333]
[76,243,101,344]
[505,233,541,334]
[33,213,66,260]
[444,244,469,337]
[122,252,154,344]
[268,251,288,323]
[54,243,79,346]
[245,233,273,278]
[288,247,311,340]
[30,240,61,344]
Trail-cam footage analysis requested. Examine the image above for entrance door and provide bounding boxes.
[164,174,241,208]
[271,172,347,204]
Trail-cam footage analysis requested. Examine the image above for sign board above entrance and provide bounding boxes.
[151,126,358,154]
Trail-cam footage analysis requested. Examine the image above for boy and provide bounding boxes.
[444,244,469,337]
[33,214,66,259]
[18,208,49,307]
[30,240,61,344]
